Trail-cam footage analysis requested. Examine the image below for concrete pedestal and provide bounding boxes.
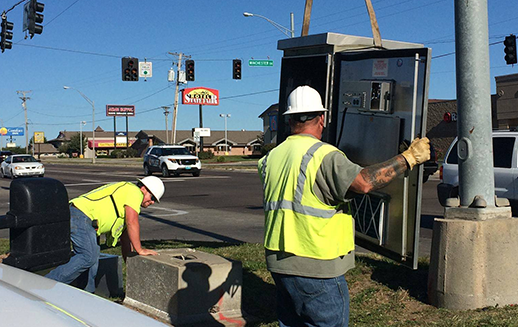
[124,248,245,326]
[428,207,518,309]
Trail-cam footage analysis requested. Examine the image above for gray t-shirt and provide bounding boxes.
[266,139,363,278]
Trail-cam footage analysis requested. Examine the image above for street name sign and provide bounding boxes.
[249,60,274,67]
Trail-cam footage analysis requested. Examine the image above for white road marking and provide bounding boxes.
[142,206,188,217]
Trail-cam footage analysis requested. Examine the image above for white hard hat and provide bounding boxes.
[138,176,165,202]
[283,85,328,115]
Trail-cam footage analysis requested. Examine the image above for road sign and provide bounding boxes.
[139,62,152,78]
[249,59,273,67]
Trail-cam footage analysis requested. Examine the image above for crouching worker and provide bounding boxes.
[46,176,165,292]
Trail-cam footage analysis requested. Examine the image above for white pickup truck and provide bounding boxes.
[437,130,518,211]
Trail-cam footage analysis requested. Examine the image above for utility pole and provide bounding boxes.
[168,52,191,144]
[301,0,313,36]
[17,90,31,154]
[162,106,170,144]
[364,0,382,47]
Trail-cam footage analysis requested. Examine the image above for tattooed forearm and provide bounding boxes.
[359,155,408,191]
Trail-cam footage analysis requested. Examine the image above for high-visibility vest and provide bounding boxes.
[70,182,143,247]
[258,135,354,260]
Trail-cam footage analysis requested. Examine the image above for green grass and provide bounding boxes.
[2,239,518,326]
[201,155,259,163]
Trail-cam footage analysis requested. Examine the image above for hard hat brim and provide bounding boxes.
[283,107,328,115]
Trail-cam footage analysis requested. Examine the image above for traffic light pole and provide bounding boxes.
[170,52,182,145]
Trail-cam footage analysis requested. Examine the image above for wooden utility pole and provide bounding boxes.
[301,0,313,36]
[364,0,382,47]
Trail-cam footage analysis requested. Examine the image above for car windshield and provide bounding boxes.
[12,156,38,163]
[162,148,190,156]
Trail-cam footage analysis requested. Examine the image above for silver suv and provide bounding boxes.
[143,145,201,177]
[437,130,518,211]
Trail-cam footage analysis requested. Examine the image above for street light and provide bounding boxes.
[219,113,231,154]
[64,86,96,164]
[243,12,294,38]
[79,121,86,158]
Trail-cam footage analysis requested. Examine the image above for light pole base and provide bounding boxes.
[428,207,518,310]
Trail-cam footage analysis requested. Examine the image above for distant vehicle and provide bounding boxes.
[0,262,169,326]
[0,150,12,163]
[437,130,518,211]
[143,145,201,177]
[0,154,45,179]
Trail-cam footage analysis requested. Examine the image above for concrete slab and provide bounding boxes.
[124,248,245,326]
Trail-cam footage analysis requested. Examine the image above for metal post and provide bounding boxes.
[290,12,294,38]
[92,101,96,164]
[170,53,183,144]
[199,104,204,152]
[162,106,170,144]
[455,0,494,208]
[113,116,117,153]
[126,115,129,151]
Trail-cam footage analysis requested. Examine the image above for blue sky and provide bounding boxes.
[1,0,517,148]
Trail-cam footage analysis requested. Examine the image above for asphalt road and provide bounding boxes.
[0,162,444,257]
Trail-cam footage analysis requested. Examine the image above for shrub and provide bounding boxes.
[216,156,226,163]
[198,150,214,160]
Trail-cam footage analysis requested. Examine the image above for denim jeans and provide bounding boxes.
[46,205,100,293]
[271,272,350,327]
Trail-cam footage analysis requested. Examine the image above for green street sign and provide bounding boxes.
[249,60,274,67]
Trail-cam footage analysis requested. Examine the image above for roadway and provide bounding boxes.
[0,162,444,257]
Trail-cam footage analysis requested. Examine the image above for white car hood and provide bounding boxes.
[163,155,198,160]
[0,263,168,326]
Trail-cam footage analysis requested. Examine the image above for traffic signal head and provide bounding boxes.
[122,57,139,81]
[233,59,241,80]
[1,15,13,53]
[185,60,195,81]
[504,34,517,65]
[28,0,44,39]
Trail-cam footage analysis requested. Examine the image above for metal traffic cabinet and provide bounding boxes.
[276,32,432,269]
[1,178,71,271]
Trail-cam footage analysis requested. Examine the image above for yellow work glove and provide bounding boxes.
[401,137,430,170]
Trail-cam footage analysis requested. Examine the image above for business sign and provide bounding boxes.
[34,132,45,144]
[249,59,274,67]
[193,127,211,137]
[182,87,219,106]
[0,127,24,136]
[106,105,135,117]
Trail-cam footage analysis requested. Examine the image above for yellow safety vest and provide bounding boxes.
[258,135,354,260]
[70,182,143,247]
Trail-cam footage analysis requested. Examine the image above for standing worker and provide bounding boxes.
[258,86,430,326]
[46,176,165,293]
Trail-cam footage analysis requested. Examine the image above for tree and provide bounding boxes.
[68,133,87,154]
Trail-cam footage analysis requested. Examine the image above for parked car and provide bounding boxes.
[0,154,45,179]
[0,150,12,163]
[143,145,201,177]
[0,262,169,326]
[437,130,518,209]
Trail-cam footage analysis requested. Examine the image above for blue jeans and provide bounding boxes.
[271,272,350,327]
[46,205,100,293]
